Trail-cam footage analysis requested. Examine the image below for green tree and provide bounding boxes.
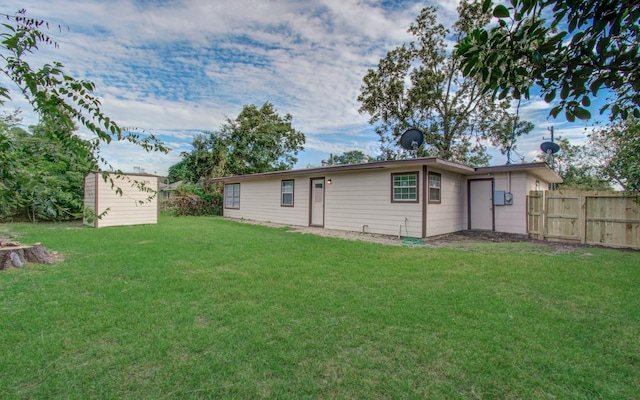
[536,138,611,191]
[168,102,305,215]
[589,117,640,194]
[490,113,534,164]
[0,113,97,221]
[358,1,529,166]
[457,0,640,121]
[332,150,370,165]
[220,102,305,176]
[0,9,167,211]
[167,159,190,184]
[179,132,228,193]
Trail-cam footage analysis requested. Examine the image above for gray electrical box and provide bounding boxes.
[494,191,514,206]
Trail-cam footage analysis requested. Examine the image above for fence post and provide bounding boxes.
[580,193,586,245]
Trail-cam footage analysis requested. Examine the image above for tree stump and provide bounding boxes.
[0,241,53,270]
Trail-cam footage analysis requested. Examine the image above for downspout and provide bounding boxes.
[422,165,428,238]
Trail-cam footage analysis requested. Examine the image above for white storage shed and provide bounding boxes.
[83,171,159,228]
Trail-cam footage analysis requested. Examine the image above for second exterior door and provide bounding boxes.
[469,179,494,230]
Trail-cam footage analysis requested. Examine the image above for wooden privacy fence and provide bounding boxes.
[528,190,640,249]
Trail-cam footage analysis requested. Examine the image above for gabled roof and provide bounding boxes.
[212,158,562,183]
[159,180,183,191]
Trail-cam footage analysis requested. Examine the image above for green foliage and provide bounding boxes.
[220,102,305,176]
[0,9,168,212]
[489,109,534,162]
[0,113,97,221]
[457,0,640,121]
[0,10,167,153]
[166,159,189,184]
[179,132,227,194]
[558,166,613,191]
[163,184,221,216]
[168,102,305,215]
[589,117,640,194]
[358,1,530,166]
[535,137,612,191]
[332,150,370,165]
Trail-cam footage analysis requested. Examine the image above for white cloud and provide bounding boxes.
[3,0,604,176]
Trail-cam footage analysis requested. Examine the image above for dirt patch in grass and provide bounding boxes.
[231,218,585,253]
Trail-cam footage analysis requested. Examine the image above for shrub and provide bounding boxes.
[163,184,221,216]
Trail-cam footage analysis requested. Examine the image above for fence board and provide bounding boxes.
[527,191,544,240]
[545,195,582,242]
[585,195,640,248]
[528,190,640,249]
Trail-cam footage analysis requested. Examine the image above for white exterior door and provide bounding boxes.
[469,179,493,230]
[310,179,324,226]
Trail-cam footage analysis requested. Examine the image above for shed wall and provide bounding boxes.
[85,173,158,228]
[83,173,97,227]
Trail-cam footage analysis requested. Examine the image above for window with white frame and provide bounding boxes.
[225,183,240,209]
[428,172,441,203]
[281,180,294,206]
[392,172,418,202]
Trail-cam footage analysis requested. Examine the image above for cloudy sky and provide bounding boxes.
[1,0,599,175]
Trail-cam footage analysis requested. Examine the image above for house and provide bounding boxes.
[212,158,562,238]
[159,180,183,201]
[84,171,159,228]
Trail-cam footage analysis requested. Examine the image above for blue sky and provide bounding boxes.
[1,0,600,175]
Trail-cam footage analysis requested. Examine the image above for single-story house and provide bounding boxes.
[159,180,183,201]
[84,171,159,228]
[212,157,562,238]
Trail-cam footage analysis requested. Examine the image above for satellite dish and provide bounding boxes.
[399,129,424,151]
[540,141,560,154]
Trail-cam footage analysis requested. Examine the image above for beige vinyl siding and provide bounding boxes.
[426,169,465,237]
[86,172,158,228]
[217,163,557,238]
[223,177,309,226]
[493,171,528,234]
[526,175,546,192]
[83,173,97,227]
[324,169,423,237]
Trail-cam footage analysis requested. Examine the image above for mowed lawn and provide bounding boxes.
[1,217,639,399]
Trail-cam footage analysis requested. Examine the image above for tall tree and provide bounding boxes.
[358,1,528,166]
[0,113,97,221]
[457,0,640,121]
[0,9,167,201]
[168,102,305,215]
[332,150,370,165]
[535,137,611,191]
[589,117,640,194]
[167,159,190,184]
[220,102,305,176]
[179,132,228,193]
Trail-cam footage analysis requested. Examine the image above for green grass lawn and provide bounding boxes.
[1,216,639,399]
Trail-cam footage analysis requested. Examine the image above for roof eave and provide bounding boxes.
[211,157,474,182]
[474,162,563,183]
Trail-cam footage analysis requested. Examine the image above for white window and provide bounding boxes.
[281,180,294,206]
[428,172,441,203]
[225,183,240,209]
[392,172,418,202]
